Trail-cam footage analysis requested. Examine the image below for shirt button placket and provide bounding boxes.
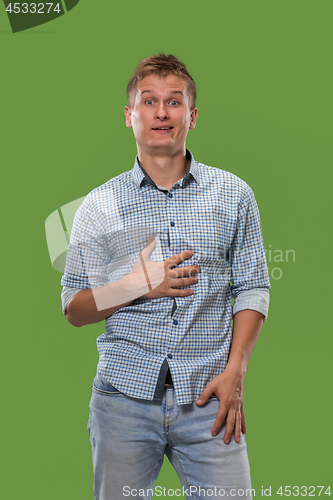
[167,189,178,318]
[167,189,176,248]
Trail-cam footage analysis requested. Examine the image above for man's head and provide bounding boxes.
[125,55,198,159]
[127,54,196,111]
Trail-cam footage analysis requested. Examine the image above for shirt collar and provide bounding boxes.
[131,149,201,189]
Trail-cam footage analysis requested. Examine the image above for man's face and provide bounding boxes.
[125,74,197,157]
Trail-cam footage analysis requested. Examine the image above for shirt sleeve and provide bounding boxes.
[61,285,84,316]
[233,288,270,321]
[230,184,270,321]
[60,194,111,291]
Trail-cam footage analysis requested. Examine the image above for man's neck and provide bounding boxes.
[137,148,190,191]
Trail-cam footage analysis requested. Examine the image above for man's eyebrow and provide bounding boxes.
[140,90,184,96]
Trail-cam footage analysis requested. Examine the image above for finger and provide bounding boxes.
[167,265,200,281]
[166,250,193,269]
[211,406,228,437]
[169,276,198,287]
[241,404,247,435]
[179,265,200,277]
[196,385,214,406]
[234,405,242,444]
[166,288,194,297]
[223,408,236,444]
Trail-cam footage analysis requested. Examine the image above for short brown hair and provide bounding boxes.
[127,54,196,110]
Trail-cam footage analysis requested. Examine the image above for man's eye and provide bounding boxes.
[145,99,154,105]
[169,100,179,105]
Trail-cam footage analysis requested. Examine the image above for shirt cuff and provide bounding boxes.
[233,289,270,322]
[61,285,84,315]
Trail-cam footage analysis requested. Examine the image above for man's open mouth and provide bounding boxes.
[152,127,173,130]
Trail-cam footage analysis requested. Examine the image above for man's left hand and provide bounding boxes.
[196,366,246,444]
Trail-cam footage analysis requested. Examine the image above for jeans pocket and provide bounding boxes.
[92,373,122,396]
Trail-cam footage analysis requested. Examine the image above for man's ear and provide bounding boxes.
[189,107,198,130]
[124,106,132,128]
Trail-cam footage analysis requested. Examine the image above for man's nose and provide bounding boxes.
[155,102,169,120]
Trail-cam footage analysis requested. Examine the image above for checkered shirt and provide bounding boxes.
[61,151,270,404]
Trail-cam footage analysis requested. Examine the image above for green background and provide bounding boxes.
[1,1,332,498]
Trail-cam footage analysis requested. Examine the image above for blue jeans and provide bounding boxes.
[87,374,253,500]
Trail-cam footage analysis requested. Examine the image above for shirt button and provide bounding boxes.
[168,193,173,198]
[168,353,173,359]
[173,320,178,325]
[170,221,175,226]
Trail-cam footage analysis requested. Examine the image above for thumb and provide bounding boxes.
[196,385,213,406]
[142,235,156,259]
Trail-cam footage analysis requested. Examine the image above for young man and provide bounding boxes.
[61,54,270,500]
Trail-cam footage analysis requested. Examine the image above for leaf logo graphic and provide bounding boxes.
[45,197,85,272]
[3,1,79,33]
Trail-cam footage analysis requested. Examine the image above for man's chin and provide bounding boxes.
[141,140,174,152]
[140,143,186,158]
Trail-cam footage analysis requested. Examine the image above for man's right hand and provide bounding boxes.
[65,235,199,327]
[131,235,200,299]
